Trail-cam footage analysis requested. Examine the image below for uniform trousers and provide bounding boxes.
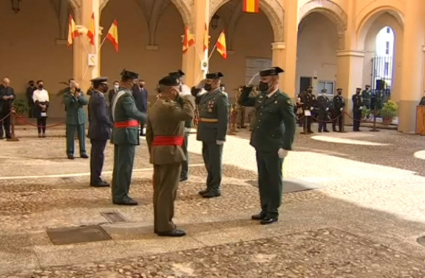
[180,132,189,179]
[202,142,223,191]
[153,163,182,233]
[66,124,87,155]
[255,151,284,218]
[0,113,11,139]
[90,140,107,184]
[353,110,361,131]
[111,144,136,202]
[303,116,313,132]
[332,112,344,131]
[238,107,246,127]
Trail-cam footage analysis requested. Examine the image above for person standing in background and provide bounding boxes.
[32,80,50,138]
[108,80,120,105]
[26,80,36,118]
[0,77,15,140]
[132,79,148,136]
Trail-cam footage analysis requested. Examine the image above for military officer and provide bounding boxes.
[361,85,372,109]
[235,86,247,129]
[191,72,229,198]
[300,86,315,134]
[332,88,345,132]
[238,67,296,225]
[316,89,330,133]
[146,76,195,237]
[87,77,112,187]
[169,70,192,182]
[352,87,363,131]
[63,82,89,159]
[111,69,147,206]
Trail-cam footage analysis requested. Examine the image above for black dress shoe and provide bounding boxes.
[324,130,329,133]
[260,217,278,225]
[157,229,186,237]
[251,213,266,220]
[91,181,110,188]
[67,155,75,160]
[202,190,221,198]
[113,197,138,206]
[180,176,188,182]
[80,154,89,159]
[198,189,209,196]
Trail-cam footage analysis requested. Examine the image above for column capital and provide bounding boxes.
[336,50,365,58]
[271,42,285,50]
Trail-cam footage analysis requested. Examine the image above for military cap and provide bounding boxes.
[90,77,108,87]
[321,89,327,93]
[121,69,139,79]
[337,88,342,91]
[158,76,180,87]
[356,87,362,90]
[169,69,185,77]
[365,84,371,87]
[259,67,284,77]
[206,72,224,79]
[307,85,313,89]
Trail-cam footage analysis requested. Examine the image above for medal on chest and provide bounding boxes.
[207,99,215,113]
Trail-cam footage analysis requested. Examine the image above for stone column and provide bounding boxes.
[398,0,424,133]
[73,0,101,91]
[336,50,364,119]
[182,0,209,87]
[272,42,286,91]
[282,0,298,99]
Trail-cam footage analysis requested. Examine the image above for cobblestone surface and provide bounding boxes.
[10,228,425,278]
[1,125,425,276]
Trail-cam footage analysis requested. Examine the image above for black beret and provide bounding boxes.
[158,76,180,87]
[121,69,139,79]
[259,67,284,77]
[90,77,108,87]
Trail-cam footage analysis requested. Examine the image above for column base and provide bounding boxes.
[398,100,417,133]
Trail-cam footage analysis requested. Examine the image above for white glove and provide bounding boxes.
[359,106,363,110]
[184,127,191,133]
[340,108,343,111]
[310,107,314,110]
[216,140,224,145]
[179,85,191,96]
[326,108,329,111]
[278,148,288,158]
[247,73,259,86]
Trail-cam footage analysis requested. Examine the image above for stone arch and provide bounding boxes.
[68,0,80,9]
[210,0,284,42]
[356,2,404,49]
[299,0,347,49]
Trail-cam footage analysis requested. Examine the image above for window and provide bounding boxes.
[386,27,390,33]
[385,41,390,55]
[318,81,335,95]
[384,62,389,76]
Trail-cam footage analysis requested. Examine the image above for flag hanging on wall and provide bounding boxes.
[67,15,79,47]
[242,0,260,13]
[86,12,95,45]
[182,26,195,54]
[203,23,209,52]
[106,20,119,53]
[216,30,227,59]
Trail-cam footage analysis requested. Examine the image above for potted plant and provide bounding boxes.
[12,98,30,125]
[380,100,398,125]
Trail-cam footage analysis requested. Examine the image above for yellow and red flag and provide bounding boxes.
[203,23,209,52]
[182,26,195,54]
[216,30,227,59]
[106,20,119,53]
[86,12,95,45]
[67,15,79,47]
[243,0,260,13]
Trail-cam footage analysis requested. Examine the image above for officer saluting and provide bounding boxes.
[111,70,147,205]
[191,72,229,198]
[238,67,296,225]
[88,77,112,187]
[146,76,195,237]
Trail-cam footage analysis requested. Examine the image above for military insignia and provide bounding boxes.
[259,95,263,99]
[287,99,292,105]
[274,100,278,104]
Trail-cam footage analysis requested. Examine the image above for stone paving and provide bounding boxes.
[1,123,425,277]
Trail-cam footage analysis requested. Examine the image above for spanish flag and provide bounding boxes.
[86,12,95,45]
[182,26,195,54]
[106,20,119,53]
[203,23,209,52]
[216,30,227,59]
[243,0,260,13]
[67,15,79,47]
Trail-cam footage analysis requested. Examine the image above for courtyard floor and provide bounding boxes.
[1,122,425,277]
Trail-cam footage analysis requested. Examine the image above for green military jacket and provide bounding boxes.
[111,88,147,145]
[63,90,88,125]
[146,95,195,165]
[239,86,296,152]
[192,88,229,143]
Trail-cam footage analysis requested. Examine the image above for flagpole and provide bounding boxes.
[193,44,204,61]
[208,44,217,60]
[79,36,90,55]
[98,36,108,52]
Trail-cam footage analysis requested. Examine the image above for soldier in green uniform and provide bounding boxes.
[111,69,147,206]
[191,72,229,198]
[146,76,195,237]
[63,82,89,159]
[238,67,296,225]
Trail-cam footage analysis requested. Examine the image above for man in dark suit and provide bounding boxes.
[88,77,112,187]
[0,77,16,140]
[26,80,36,118]
[108,80,120,105]
[132,79,148,136]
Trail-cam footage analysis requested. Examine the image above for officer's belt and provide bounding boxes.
[152,136,184,146]
[114,120,139,128]
[198,118,218,123]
